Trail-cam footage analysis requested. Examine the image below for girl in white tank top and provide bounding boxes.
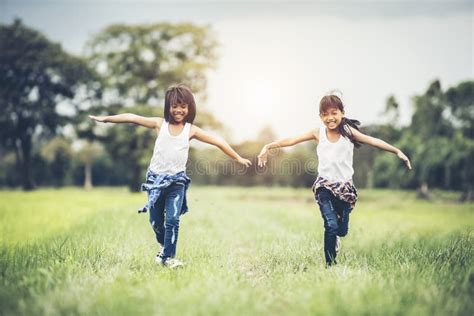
[317,125,354,183]
[257,93,412,266]
[90,84,252,268]
[149,120,191,175]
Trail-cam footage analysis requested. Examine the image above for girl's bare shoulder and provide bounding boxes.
[151,117,165,133]
[189,123,200,139]
[156,117,165,126]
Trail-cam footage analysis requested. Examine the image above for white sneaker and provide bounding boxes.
[162,258,184,269]
[155,245,164,264]
[335,236,342,253]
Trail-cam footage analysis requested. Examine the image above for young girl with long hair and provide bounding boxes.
[257,93,411,266]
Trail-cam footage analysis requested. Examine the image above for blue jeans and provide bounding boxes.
[316,188,352,265]
[148,183,185,260]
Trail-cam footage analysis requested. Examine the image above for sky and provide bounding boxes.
[2,0,473,142]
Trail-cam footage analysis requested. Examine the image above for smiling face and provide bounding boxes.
[319,94,345,131]
[164,84,196,124]
[320,106,344,130]
[170,103,189,123]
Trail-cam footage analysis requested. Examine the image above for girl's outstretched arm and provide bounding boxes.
[349,127,412,170]
[190,126,252,167]
[257,128,319,167]
[89,114,163,129]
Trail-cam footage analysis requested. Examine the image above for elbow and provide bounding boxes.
[128,113,140,124]
[214,141,225,150]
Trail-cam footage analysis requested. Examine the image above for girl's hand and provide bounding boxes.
[237,157,252,168]
[397,151,412,170]
[257,146,269,167]
[89,115,107,123]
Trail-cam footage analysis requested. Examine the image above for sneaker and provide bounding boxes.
[335,236,342,253]
[326,260,337,268]
[155,245,164,264]
[162,257,184,269]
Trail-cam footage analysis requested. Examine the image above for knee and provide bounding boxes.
[320,208,338,236]
[324,219,338,235]
[338,229,349,237]
[149,219,161,233]
[150,219,163,231]
[166,216,180,227]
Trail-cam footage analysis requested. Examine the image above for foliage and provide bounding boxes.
[40,137,73,187]
[0,19,97,190]
[85,22,218,106]
[0,20,471,197]
[372,80,474,200]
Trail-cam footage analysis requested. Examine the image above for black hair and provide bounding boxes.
[164,84,196,124]
[319,94,362,148]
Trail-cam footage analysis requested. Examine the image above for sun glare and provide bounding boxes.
[242,80,280,108]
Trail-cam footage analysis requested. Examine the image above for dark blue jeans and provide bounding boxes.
[148,183,185,260]
[316,188,352,265]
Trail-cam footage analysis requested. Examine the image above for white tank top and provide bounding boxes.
[316,126,354,183]
[148,121,191,175]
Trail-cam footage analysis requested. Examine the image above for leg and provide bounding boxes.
[162,184,185,260]
[336,200,351,237]
[149,193,165,246]
[316,189,339,266]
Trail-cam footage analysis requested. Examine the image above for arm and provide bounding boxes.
[258,128,319,167]
[349,127,412,170]
[89,113,163,129]
[190,126,252,167]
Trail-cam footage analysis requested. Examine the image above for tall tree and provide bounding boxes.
[40,136,73,186]
[384,95,400,124]
[372,79,474,200]
[85,22,217,106]
[410,80,453,139]
[445,81,473,139]
[408,80,450,197]
[0,19,96,190]
[84,22,219,190]
[75,141,104,190]
[445,81,474,201]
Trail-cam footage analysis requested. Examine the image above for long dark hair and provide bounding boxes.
[319,94,362,147]
[164,84,196,124]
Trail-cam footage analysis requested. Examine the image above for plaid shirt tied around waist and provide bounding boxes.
[312,176,358,209]
[138,170,191,215]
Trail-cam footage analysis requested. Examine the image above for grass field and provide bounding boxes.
[0,187,473,316]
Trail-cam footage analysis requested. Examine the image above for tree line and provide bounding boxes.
[0,20,472,200]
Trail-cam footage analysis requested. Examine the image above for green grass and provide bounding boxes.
[0,187,473,316]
